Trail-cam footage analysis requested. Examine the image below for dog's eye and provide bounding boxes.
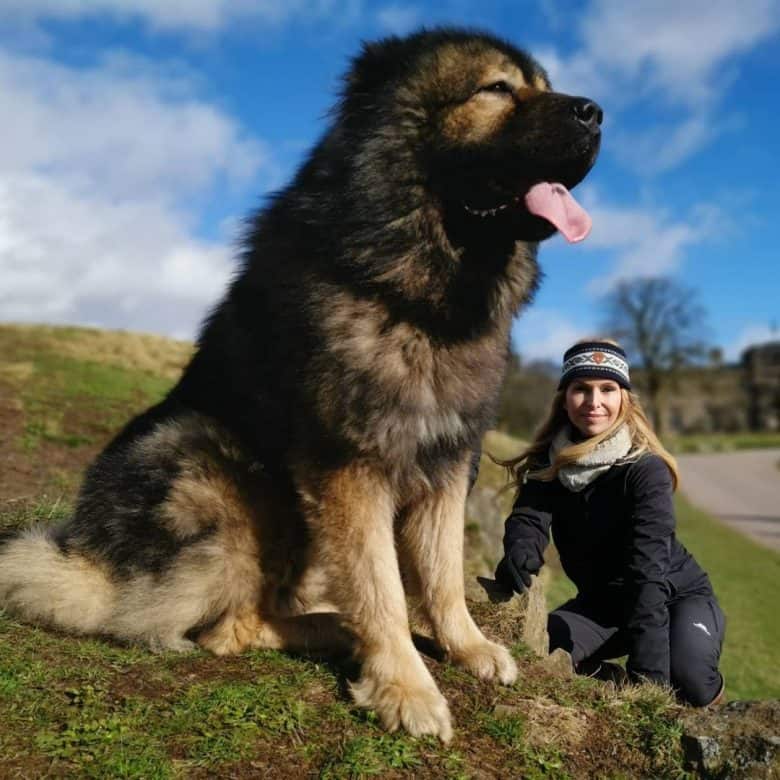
[479,81,513,94]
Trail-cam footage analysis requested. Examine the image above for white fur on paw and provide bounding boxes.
[451,640,518,685]
[350,675,453,742]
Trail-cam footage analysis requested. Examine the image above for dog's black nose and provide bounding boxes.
[572,99,603,131]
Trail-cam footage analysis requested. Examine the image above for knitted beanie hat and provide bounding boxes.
[558,341,631,390]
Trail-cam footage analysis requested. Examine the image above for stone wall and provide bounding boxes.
[743,341,780,431]
[631,341,780,434]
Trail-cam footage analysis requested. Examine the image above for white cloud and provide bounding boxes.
[0,50,267,202]
[540,0,780,171]
[511,309,587,363]
[0,174,234,337]
[725,324,780,361]
[613,117,714,176]
[0,49,273,338]
[579,0,780,109]
[0,0,362,33]
[580,192,725,294]
[613,112,748,177]
[376,5,421,35]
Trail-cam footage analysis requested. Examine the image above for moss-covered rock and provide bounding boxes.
[681,700,780,778]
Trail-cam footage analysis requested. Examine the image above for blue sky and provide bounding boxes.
[0,0,778,362]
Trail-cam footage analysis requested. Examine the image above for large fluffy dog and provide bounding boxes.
[0,29,601,740]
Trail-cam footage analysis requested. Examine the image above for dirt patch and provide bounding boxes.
[0,753,54,779]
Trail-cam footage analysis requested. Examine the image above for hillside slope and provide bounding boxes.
[0,324,777,779]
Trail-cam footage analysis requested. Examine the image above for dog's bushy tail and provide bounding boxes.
[0,526,114,634]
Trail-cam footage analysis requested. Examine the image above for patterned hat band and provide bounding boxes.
[558,342,631,390]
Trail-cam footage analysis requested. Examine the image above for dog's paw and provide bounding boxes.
[451,639,518,685]
[350,673,453,742]
[149,636,198,654]
[197,611,275,656]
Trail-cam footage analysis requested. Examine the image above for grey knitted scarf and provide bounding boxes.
[548,424,635,492]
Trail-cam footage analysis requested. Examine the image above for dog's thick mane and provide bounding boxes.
[237,31,544,343]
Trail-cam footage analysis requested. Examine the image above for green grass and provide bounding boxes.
[34,690,172,780]
[164,678,316,766]
[0,502,695,780]
[674,494,780,699]
[0,324,184,455]
[610,685,688,778]
[665,431,780,453]
[544,563,577,612]
[320,733,424,778]
[480,710,575,780]
[0,324,776,777]
[481,711,526,745]
[19,352,174,450]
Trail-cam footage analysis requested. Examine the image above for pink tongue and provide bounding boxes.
[524,182,592,243]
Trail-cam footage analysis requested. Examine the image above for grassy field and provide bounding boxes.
[664,431,780,453]
[674,496,780,699]
[0,589,688,779]
[0,323,775,777]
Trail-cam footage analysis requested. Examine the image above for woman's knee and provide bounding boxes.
[671,664,723,707]
[669,597,725,706]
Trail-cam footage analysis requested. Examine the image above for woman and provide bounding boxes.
[494,339,725,706]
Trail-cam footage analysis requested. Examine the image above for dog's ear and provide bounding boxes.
[341,36,410,113]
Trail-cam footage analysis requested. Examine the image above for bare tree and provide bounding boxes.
[603,276,709,433]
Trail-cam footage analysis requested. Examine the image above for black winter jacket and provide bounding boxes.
[502,453,711,684]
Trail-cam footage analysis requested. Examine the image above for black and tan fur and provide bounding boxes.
[0,29,601,740]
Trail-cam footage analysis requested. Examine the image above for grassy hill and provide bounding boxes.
[0,324,776,778]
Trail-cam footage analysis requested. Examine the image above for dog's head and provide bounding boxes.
[341,29,601,246]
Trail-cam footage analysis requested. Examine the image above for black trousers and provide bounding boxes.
[548,592,725,706]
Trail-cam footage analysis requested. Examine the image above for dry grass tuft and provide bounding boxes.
[1,323,193,380]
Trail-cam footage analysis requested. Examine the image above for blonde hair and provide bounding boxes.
[504,339,679,492]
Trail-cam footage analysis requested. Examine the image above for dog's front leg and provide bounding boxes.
[399,458,517,685]
[299,463,452,741]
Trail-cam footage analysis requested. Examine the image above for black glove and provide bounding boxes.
[494,545,543,594]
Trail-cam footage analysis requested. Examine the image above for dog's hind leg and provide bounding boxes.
[297,463,453,742]
[398,458,517,685]
[196,609,353,657]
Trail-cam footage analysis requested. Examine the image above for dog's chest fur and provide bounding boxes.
[315,291,508,460]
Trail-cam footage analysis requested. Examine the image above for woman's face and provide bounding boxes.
[564,378,622,437]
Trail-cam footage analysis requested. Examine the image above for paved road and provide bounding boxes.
[676,449,780,552]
